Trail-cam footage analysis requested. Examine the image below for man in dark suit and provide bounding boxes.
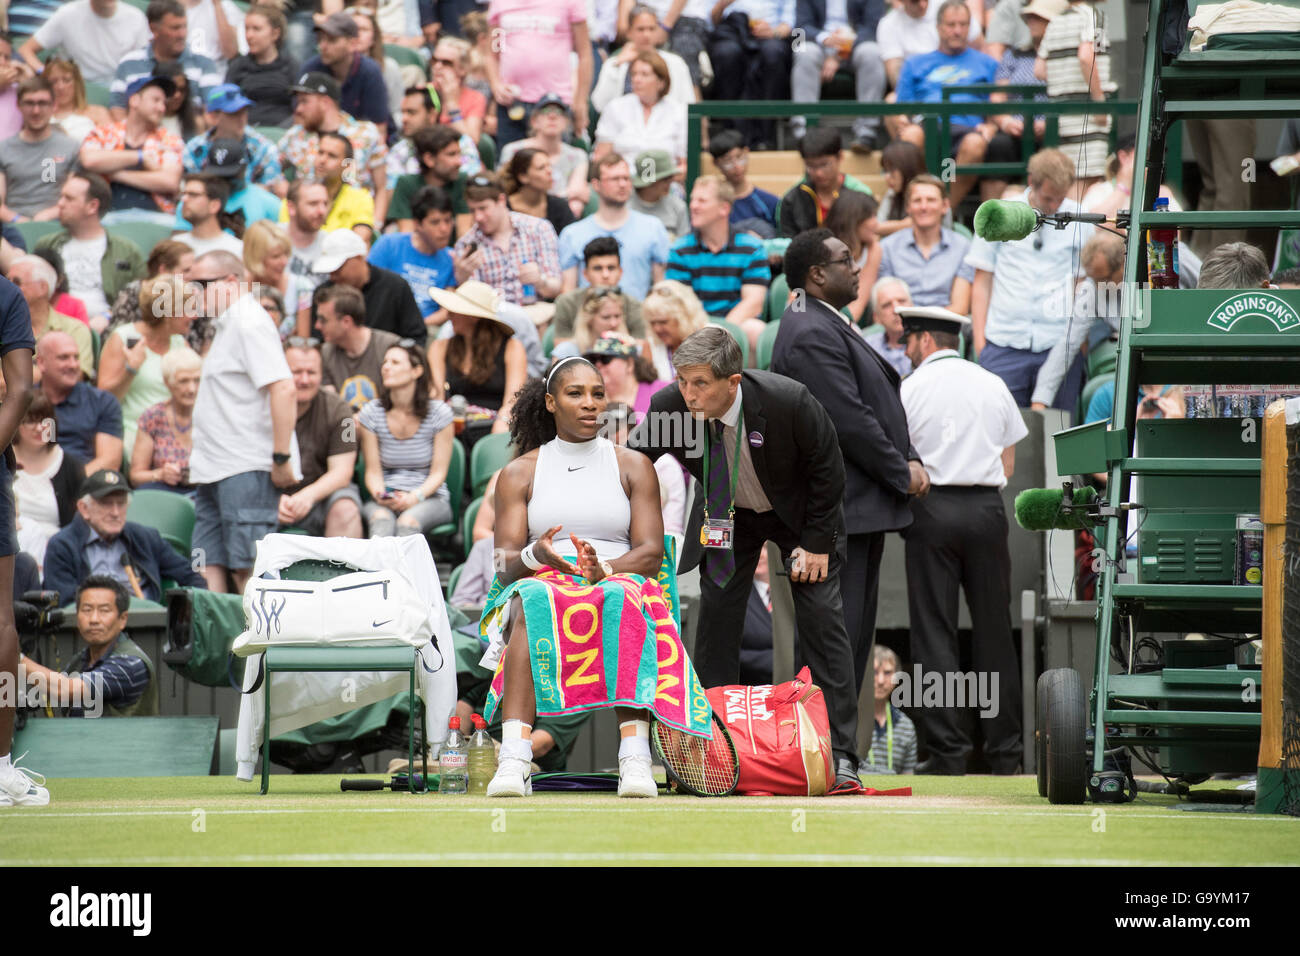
[771,228,929,698]
[627,326,862,789]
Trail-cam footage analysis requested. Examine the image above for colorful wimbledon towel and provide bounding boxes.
[481,568,713,739]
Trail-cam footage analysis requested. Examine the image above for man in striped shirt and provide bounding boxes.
[666,174,769,352]
[860,644,917,774]
[16,575,158,718]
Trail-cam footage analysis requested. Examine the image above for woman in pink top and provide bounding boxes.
[486,0,592,147]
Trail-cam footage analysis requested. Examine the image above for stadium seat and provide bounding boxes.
[542,322,555,358]
[108,222,174,257]
[1087,338,1119,379]
[85,82,111,108]
[427,437,466,541]
[447,562,463,599]
[711,318,750,367]
[766,272,790,323]
[470,431,512,497]
[952,221,973,240]
[1077,373,1113,424]
[14,220,62,249]
[478,133,497,172]
[255,125,287,144]
[462,496,483,557]
[127,490,196,559]
[756,319,781,370]
[384,43,425,69]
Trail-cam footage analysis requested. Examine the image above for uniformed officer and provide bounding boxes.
[899,306,1028,775]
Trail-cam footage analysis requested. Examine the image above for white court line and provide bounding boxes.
[1,851,1294,866]
[3,805,1293,823]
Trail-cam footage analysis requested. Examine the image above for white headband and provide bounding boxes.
[545,355,594,389]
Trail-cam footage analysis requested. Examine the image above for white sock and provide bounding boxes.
[619,719,649,740]
[500,737,533,762]
[618,736,651,760]
[502,719,531,741]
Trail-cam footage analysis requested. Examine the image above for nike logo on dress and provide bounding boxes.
[372,619,392,628]
[567,466,584,471]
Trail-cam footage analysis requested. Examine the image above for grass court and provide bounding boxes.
[4,775,1298,867]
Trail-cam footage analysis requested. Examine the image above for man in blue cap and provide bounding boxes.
[79,74,185,216]
[183,83,284,196]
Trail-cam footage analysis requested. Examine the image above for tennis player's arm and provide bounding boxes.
[0,346,34,452]
[493,456,580,583]
[611,448,665,580]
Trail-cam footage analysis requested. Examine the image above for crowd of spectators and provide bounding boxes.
[1,0,1291,779]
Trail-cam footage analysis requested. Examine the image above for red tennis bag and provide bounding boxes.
[706,667,834,796]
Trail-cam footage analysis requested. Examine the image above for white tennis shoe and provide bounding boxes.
[617,754,657,798]
[0,754,50,807]
[486,756,532,797]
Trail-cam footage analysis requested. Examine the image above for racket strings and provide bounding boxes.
[653,717,739,796]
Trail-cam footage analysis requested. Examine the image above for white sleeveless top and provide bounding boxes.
[527,436,631,563]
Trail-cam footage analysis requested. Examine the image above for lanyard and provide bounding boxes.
[702,408,745,520]
[885,705,894,771]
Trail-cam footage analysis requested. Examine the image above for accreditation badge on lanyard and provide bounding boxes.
[700,412,743,551]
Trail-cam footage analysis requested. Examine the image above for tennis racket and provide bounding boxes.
[652,711,740,797]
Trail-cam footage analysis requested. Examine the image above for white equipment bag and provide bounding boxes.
[233,570,431,655]
[234,534,456,781]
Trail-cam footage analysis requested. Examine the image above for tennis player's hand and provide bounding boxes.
[789,548,828,584]
[534,525,580,576]
[570,534,603,582]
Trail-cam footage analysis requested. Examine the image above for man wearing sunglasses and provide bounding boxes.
[187,250,300,594]
[773,227,927,723]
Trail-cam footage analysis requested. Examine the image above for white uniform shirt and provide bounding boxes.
[900,349,1027,488]
[190,293,300,484]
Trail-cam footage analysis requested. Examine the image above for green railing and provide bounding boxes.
[686,98,1140,191]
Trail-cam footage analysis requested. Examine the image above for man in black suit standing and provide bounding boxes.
[628,326,862,790]
[771,228,929,698]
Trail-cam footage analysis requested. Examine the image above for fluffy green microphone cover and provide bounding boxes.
[1014,485,1098,531]
[973,199,1040,242]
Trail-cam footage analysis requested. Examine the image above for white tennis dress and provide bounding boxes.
[527,435,631,564]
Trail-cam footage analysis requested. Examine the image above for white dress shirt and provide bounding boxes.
[900,349,1027,488]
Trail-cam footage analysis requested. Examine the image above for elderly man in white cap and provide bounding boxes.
[312,229,426,345]
[427,280,528,440]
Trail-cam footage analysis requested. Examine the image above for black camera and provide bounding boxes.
[15,590,65,652]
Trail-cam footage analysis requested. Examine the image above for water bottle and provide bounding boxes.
[521,257,536,302]
[1146,197,1180,289]
[438,717,468,794]
[466,714,497,795]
